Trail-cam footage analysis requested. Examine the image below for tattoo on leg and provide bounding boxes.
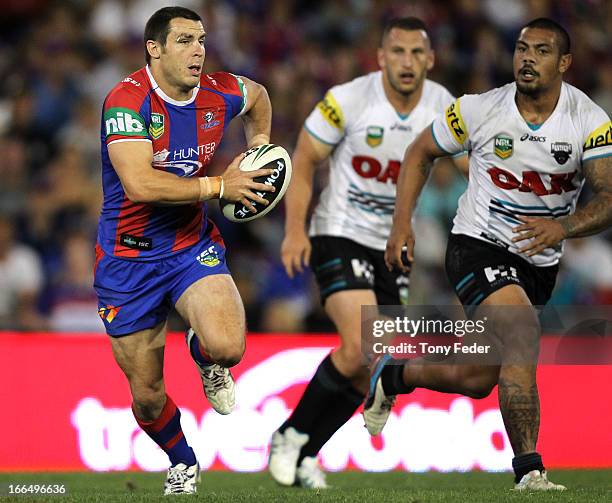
[498,377,540,455]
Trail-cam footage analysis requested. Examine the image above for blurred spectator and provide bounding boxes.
[0,214,46,330]
[560,239,612,305]
[0,135,30,214]
[44,231,104,332]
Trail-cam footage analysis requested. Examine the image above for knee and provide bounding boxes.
[132,381,165,420]
[208,339,245,368]
[458,366,498,399]
[334,342,366,377]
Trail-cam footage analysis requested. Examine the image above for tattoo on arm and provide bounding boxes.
[498,377,540,455]
[560,156,612,238]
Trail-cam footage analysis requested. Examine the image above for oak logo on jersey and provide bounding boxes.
[445,100,467,144]
[149,113,165,139]
[551,142,572,165]
[352,156,401,184]
[583,121,612,152]
[197,245,220,267]
[98,305,121,323]
[316,91,344,130]
[366,126,384,147]
[494,136,513,159]
[487,167,577,195]
[104,108,146,137]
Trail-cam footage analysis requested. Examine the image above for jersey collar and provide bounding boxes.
[511,81,567,131]
[146,65,199,106]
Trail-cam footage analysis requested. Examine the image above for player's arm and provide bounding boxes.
[108,141,273,206]
[282,128,334,278]
[561,155,612,237]
[238,76,272,148]
[451,153,469,178]
[512,156,612,256]
[385,126,448,272]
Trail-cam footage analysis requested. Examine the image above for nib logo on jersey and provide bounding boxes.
[104,108,146,137]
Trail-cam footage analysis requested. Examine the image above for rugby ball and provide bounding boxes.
[221,144,292,223]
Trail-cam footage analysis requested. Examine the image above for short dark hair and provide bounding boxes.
[144,6,202,64]
[521,18,570,55]
[381,17,430,46]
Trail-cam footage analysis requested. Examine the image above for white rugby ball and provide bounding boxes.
[221,144,292,223]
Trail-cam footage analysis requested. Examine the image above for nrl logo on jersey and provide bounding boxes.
[149,113,165,139]
[366,126,384,147]
[550,142,572,165]
[494,135,513,159]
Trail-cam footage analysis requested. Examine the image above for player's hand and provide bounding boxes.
[220,152,276,213]
[385,223,414,273]
[511,216,567,257]
[281,229,311,278]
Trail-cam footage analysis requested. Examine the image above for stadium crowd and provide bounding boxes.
[0,0,610,332]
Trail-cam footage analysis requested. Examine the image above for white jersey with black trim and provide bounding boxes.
[432,81,612,267]
[305,71,456,250]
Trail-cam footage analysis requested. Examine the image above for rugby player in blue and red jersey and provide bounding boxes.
[93,7,275,494]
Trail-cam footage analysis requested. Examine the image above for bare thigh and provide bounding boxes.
[326,289,378,391]
[175,274,246,367]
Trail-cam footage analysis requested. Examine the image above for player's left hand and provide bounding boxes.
[511,216,567,257]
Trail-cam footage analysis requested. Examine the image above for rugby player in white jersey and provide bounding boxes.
[365,18,612,491]
[268,18,468,488]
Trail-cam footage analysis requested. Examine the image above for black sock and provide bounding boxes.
[380,359,414,395]
[512,452,545,483]
[298,385,364,463]
[280,354,349,434]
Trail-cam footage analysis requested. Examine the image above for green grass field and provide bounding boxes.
[1,470,610,502]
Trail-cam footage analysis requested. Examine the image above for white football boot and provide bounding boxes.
[296,456,328,489]
[268,427,309,486]
[163,462,200,495]
[186,329,235,415]
[363,355,396,436]
[514,470,566,491]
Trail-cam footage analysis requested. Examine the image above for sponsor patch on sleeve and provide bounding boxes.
[583,121,612,152]
[445,99,468,145]
[104,107,147,138]
[233,74,248,115]
[316,91,344,130]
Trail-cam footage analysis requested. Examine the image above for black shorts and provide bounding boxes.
[445,233,559,307]
[310,236,410,305]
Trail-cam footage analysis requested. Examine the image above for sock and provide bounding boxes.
[298,385,364,463]
[380,359,414,395]
[512,452,545,483]
[133,395,197,467]
[280,353,350,435]
[189,331,212,367]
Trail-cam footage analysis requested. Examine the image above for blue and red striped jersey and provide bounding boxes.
[97,66,246,260]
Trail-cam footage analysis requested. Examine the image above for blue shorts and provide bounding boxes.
[94,235,229,337]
